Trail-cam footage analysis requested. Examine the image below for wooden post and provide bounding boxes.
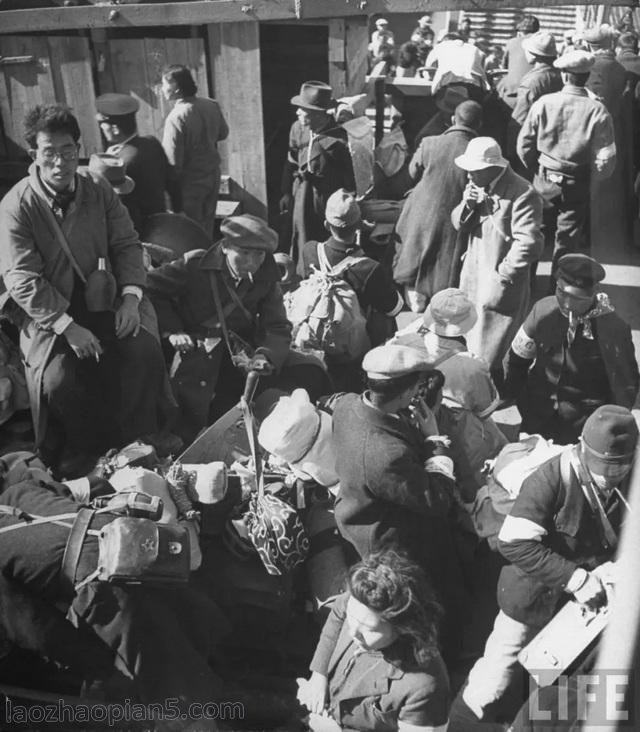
[328,19,346,98]
[345,16,369,95]
[374,76,385,146]
[207,21,267,219]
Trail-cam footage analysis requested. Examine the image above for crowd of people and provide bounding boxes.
[0,13,638,732]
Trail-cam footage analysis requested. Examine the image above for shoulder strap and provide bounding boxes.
[559,448,573,490]
[30,193,87,283]
[61,507,96,596]
[208,271,234,355]
[317,242,331,274]
[331,254,368,278]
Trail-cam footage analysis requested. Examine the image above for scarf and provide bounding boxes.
[566,292,614,346]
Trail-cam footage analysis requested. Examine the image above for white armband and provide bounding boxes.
[511,325,536,360]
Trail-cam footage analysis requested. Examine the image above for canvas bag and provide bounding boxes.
[286,243,370,363]
[471,434,571,547]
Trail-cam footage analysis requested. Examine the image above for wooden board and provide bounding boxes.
[0,35,98,159]
[103,36,207,142]
[0,0,618,35]
[328,19,346,100]
[207,21,267,219]
[345,17,369,97]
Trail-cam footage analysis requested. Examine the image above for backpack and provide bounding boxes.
[285,243,371,363]
[471,434,572,549]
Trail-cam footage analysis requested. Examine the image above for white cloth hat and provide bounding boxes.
[455,137,508,171]
[423,288,478,336]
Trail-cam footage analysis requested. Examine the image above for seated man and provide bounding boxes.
[0,105,168,477]
[147,213,330,443]
[449,405,638,729]
[0,468,224,730]
[301,189,403,390]
[503,254,639,444]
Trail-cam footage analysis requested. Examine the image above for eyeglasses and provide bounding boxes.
[35,146,79,163]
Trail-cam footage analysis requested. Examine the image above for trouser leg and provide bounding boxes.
[462,610,539,719]
[553,184,590,270]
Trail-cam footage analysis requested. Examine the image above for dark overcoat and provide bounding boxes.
[393,125,476,299]
[0,165,155,446]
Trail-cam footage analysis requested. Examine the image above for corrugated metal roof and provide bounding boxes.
[463,6,578,46]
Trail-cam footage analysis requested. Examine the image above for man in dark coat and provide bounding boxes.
[280,82,355,266]
[503,254,639,444]
[95,93,182,233]
[0,105,167,477]
[449,405,637,729]
[393,100,483,312]
[497,14,539,109]
[330,343,470,662]
[507,32,562,177]
[147,214,329,443]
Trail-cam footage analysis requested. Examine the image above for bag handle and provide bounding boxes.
[61,507,96,596]
[32,194,87,284]
[209,271,234,357]
[240,390,264,497]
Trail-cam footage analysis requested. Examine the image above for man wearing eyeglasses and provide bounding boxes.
[0,105,169,477]
[502,253,638,444]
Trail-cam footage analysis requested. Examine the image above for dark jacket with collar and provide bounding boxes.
[331,393,468,613]
[497,450,625,627]
[310,593,449,732]
[504,295,639,417]
[146,242,292,369]
[394,125,476,299]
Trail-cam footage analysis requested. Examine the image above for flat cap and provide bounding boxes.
[362,344,431,380]
[582,405,638,462]
[556,253,605,289]
[325,188,361,228]
[220,214,278,252]
[582,25,614,47]
[95,93,140,120]
[554,50,595,73]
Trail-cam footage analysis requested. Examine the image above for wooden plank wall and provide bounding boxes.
[329,19,346,99]
[345,17,369,96]
[207,21,267,218]
[94,35,207,142]
[0,35,99,159]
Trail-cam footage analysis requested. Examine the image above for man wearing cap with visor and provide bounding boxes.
[95,93,181,233]
[452,136,543,382]
[517,50,616,271]
[508,32,562,175]
[147,213,330,442]
[302,188,402,374]
[450,404,638,728]
[329,343,470,662]
[280,81,355,263]
[503,253,638,444]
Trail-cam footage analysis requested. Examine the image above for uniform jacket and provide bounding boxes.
[517,85,616,177]
[452,165,543,370]
[394,125,476,298]
[309,593,449,732]
[511,65,563,127]
[146,243,292,370]
[497,451,624,626]
[504,295,639,415]
[114,135,181,231]
[586,51,628,121]
[0,165,154,444]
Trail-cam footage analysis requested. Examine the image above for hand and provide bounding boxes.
[462,182,484,208]
[168,333,195,353]
[279,193,293,214]
[307,712,340,732]
[247,354,274,375]
[115,294,141,339]
[573,571,608,610]
[63,322,103,361]
[409,397,438,438]
[297,672,328,714]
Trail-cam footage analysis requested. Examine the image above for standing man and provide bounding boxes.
[95,92,181,233]
[411,14,435,65]
[0,105,167,476]
[161,65,229,239]
[507,31,562,175]
[395,100,483,310]
[450,405,638,729]
[281,81,355,266]
[498,14,540,109]
[503,254,638,444]
[452,137,542,384]
[517,50,616,272]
